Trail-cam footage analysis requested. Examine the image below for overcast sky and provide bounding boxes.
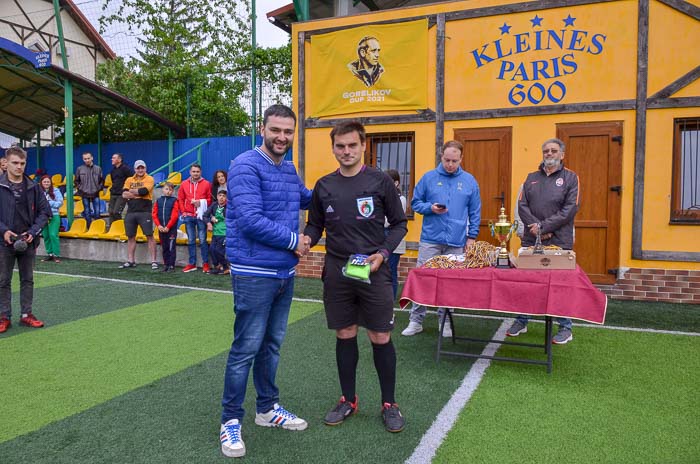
[81,0,291,57]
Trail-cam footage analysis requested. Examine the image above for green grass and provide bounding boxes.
[0,291,319,443]
[436,323,700,463]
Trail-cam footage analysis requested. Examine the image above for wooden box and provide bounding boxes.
[515,248,576,270]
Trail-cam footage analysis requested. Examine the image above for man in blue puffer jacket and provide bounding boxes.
[219,105,312,459]
[401,140,481,337]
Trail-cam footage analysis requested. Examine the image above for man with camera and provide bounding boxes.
[0,147,52,334]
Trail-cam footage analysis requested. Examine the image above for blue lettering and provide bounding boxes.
[497,61,515,80]
[550,56,562,77]
[546,30,566,50]
[471,44,494,68]
[532,60,551,80]
[568,30,587,51]
[587,33,606,55]
[512,62,530,81]
[514,33,531,53]
[534,30,544,51]
[494,39,513,59]
[561,53,578,75]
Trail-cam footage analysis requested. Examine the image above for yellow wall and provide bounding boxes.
[292,0,700,270]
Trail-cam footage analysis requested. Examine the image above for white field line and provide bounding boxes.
[405,319,511,464]
[35,270,700,336]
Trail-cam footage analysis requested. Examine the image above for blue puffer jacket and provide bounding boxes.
[411,164,481,247]
[225,147,312,278]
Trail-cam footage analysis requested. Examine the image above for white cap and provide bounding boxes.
[134,160,146,169]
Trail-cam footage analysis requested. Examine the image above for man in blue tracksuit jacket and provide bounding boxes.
[401,140,481,337]
[219,105,312,459]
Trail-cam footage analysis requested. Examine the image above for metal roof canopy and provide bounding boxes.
[0,37,185,141]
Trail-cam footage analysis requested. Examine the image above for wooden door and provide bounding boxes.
[557,122,622,284]
[454,127,512,245]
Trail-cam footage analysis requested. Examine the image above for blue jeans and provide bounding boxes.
[516,315,573,330]
[82,196,100,226]
[388,253,401,299]
[221,275,295,423]
[182,216,208,265]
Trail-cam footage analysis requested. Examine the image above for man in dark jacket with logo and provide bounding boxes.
[507,137,580,344]
[0,147,51,333]
[74,152,103,227]
[108,153,133,224]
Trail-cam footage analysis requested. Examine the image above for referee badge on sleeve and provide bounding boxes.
[357,197,374,218]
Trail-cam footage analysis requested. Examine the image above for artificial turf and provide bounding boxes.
[435,323,700,463]
[35,258,700,332]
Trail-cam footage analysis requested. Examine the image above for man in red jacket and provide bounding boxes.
[177,164,212,273]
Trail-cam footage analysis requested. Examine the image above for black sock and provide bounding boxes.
[372,340,397,405]
[336,336,359,401]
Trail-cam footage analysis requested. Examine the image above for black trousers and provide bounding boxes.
[0,244,36,318]
[160,228,177,267]
[209,235,227,268]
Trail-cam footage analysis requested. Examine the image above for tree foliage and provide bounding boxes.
[66,0,293,144]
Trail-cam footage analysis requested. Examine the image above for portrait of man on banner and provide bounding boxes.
[348,36,384,87]
[309,19,428,118]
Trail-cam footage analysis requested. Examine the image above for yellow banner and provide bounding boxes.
[309,19,428,118]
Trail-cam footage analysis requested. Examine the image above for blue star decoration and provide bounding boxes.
[563,14,576,27]
[530,15,543,27]
[499,22,512,34]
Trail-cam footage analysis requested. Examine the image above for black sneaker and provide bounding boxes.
[324,395,358,426]
[382,403,405,433]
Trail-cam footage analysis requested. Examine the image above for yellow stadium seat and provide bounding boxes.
[176,223,188,245]
[99,189,110,201]
[78,219,107,239]
[59,200,84,217]
[29,174,36,180]
[152,227,160,244]
[197,229,213,245]
[51,173,63,188]
[98,219,126,241]
[59,218,87,238]
[166,172,182,186]
[103,173,112,188]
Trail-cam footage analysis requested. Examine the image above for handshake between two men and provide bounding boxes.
[294,233,385,273]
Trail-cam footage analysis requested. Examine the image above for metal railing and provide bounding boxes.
[149,139,209,184]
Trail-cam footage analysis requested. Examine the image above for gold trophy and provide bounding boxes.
[488,207,519,268]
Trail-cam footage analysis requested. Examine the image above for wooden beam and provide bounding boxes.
[631,0,649,260]
[647,97,700,108]
[445,100,636,120]
[297,30,306,180]
[648,65,700,100]
[304,15,437,38]
[640,251,700,262]
[656,0,700,20]
[445,0,617,21]
[435,13,445,166]
[304,110,436,128]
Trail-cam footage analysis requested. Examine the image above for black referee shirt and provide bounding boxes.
[304,166,407,260]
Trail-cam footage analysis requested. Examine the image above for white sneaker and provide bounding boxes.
[255,403,308,430]
[220,419,245,458]
[441,323,453,338]
[401,322,423,336]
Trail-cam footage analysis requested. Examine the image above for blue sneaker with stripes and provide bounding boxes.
[220,418,245,458]
[255,403,308,431]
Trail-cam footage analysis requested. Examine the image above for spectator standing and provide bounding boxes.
[304,121,408,433]
[219,104,312,459]
[401,140,481,338]
[204,189,228,274]
[119,160,157,270]
[178,164,212,273]
[0,147,51,333]
[74,152,103,227]
[39,175,63,263]
[385,169,407,299]
[0,157,6,174]
[152,181,180,272]
[507,137,580,344]
[211,169,227,203]
[108,153,133,224]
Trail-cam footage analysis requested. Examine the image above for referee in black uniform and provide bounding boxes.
[304,121,408,432]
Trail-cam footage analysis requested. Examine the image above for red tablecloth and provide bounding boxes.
[399,265,607,324]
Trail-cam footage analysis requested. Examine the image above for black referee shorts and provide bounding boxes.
[322,254,395,332]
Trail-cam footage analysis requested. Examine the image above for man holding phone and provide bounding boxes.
[401,140,481,337]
